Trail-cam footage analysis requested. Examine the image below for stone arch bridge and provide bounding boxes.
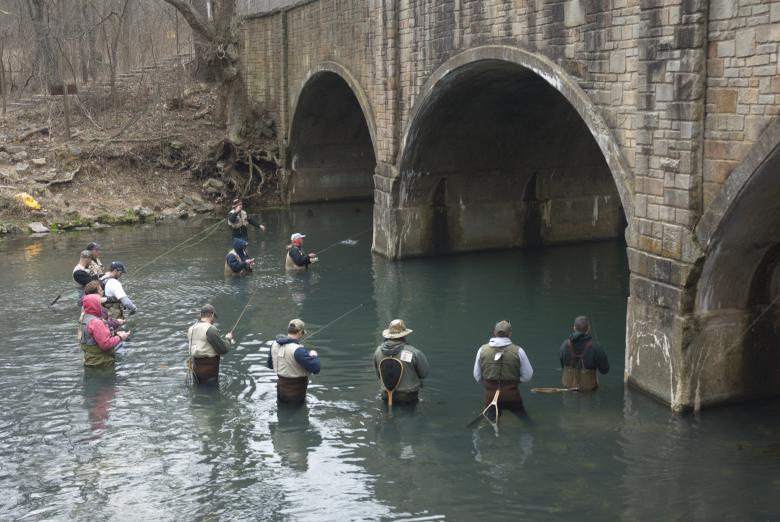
[241,0,780,411]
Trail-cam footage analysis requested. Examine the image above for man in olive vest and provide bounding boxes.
[373,319,430,404]
[473,320,533,416]
[79,293,130,367]
[187,304,233,384]
[227,198,265,240]
[267,319,321,403]
[559,315,609,391]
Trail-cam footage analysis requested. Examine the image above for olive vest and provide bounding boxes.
[271,341,310,378]
[561,340,598,391]
[479,343,521,383]
[227,210,248,229]
[373,346,423,394]
[188,321,219,358]
[80,314,116,367]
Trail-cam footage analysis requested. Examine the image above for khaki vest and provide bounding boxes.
[561,340,598,391]
[271,340,310,378]
[479,343,521,383]
[225,249,250,276]
[285,249,305,271]
[188,321,219,358]
[89,258,104,276]
[227,210,248,229]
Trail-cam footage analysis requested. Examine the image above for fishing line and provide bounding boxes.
[135,219,223,274]
[229,283,262,335]
[305,303,365,341]
[315,228,372,256]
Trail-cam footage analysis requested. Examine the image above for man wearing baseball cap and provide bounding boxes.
[100,261,137,319]
[285,233,317,271]
[267,318,321,403]
[187,304,233,384]
[227,198,265,240]
[73,250,99,296]
[473,320,533,417]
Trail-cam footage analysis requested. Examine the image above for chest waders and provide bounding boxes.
[80,314,116,367]
[561,340,598,391]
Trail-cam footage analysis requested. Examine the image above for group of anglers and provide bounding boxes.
[71,198,610,419]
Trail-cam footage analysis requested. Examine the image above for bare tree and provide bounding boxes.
[27,0,61,90]
[162,0,247,141]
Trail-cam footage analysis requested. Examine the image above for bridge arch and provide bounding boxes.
[688,116,780,406]
[286,62,377,203]
[393,45,633,256]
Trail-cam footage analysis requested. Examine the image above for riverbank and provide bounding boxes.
[0,63,282,236]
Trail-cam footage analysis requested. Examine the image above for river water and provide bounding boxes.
[1,202,778,521]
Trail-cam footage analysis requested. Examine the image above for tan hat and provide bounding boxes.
[494,320,512,337]
[288,318,305,333]
[383,319,413,339]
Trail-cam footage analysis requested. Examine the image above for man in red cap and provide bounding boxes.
[285,233,317,271]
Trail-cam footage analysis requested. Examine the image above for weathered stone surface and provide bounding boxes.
[15,162,29,173]
[12,151,28,162]
[28,222,48,233]
[31,158,46,166]
[0,223,22,234]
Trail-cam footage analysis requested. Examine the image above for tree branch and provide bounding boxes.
[162,0,214,41]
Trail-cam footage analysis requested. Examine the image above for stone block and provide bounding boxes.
[610,50,626,73]
[710,0,737,20]
[772,3,780,23]
[662,224,683,258]
[564,0,586,28]
[735,29,756,57]
[745,115,771,141]
[656,83,673,101]
[707,58,724,77]
[717,39,735,57]
[711,89,738,113]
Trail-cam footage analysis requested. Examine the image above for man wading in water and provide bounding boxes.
[268,319,321,403]
[187,304,233,384]
[100,262,137,320]
[559,315,609,391]
[225,238,255,276]
[79,294,130,367]
[373,319,430,405]
[285,233,318,271]
[227,198,265,240]
[473,320,533,419]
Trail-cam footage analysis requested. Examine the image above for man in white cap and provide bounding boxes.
[373,319,429,404]
[473,320,533,417]
[267,318,321,403]
[285,233,318,271]
[187,304,233,384]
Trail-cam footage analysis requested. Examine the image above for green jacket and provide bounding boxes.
[373,340,429,394]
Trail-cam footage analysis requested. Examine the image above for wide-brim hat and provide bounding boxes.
[383,319,413,339]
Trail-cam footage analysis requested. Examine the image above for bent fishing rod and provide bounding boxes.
[305,303,365,341]
[315,228,372,256]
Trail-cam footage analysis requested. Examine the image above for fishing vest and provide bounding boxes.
[101,279,124,320]
[89,258,104,276]
[285,247,305,271]
[225,249,250,276]
[227,210,248,229]
[188,321,219,358]
[374,345,423,394]
[561,340,598,391]
[479,343,521,383]
[80,314,116,367]
[271,341,311,379]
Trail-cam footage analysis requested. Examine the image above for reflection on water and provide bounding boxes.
[0,202,778,520]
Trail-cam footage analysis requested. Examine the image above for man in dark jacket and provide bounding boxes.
[73,250,99,296]
[227,199,265,239]
[373,319,429,404]
[225,238,255,276]
[559,315,609,391]
[285,233,317,271]
[267,319,321,403]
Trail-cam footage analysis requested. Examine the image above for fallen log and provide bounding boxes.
[18,126,49,141]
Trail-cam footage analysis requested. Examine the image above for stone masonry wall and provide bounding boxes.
[705,0,780,208]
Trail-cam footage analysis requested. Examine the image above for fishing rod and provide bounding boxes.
[315,228,372,256]
[305,303,365,341]
[228,284,262,335]
[49,219,223,307]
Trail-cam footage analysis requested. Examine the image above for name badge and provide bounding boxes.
[400,350,413,363]
[494,352,503,361]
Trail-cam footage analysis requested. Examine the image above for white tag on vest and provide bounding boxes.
[494,352,503,361]
[400,350,413,363]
